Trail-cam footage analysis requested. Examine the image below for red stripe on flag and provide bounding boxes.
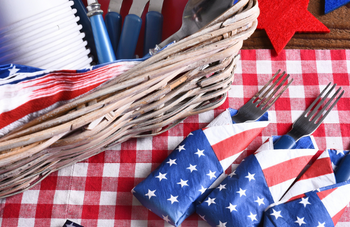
[0,83,103,130]
[211,127,265,161]
[332,207,347,225]
[263,155,314,187]
[298,157,334,181]
[287,193,306,202]
[317,188,337,200]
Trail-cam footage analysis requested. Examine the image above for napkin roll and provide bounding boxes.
[281,149,350,202]
[263,180,350,227]
[195,135,318,227]
[263,149,350,227]
[132,109,269,226]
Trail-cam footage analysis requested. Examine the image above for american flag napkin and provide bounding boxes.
[263,179,350,227]
[132,108,270,226]
[62,220,83,227]
[195,135,318,227]
[281,148,350,202]
[0,61,138,136]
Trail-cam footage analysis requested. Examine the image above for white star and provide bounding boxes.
[226,203,237,212]
[188,132,193,136]
[163,215,170,223]
[199,185,207,195]
[8,65,20,77]
[245,172,255,181]
[229,170,236,177]
[217,184,226,191]
[236,188,246,197]
[155,172,167,181]
[207,170,216,179]
[145,189,156,199]
[270,209,282,220]
[177,144,185,152]
[187,164,197,172]
[216,220,227,227]
[177,179,189,188]
[255,197,265,206]
[195,149,205,157]
[317,222,326,227]
[131,187,136,193]
[167,195,179,204]
[204,197,216,206]
[336,150,345,155]
[248,212,257,221]
[299,197,311,207]
[167,158,177,166]
[295,216,306,226]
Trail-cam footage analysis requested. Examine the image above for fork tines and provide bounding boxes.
[251,69,293,110]
[304,82,344,125]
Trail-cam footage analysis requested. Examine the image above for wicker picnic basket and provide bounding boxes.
[0,0,259,199]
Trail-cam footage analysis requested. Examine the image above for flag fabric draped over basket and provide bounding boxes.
[195,135,318,227]
[132,108,269,226]
[0,61,138,136]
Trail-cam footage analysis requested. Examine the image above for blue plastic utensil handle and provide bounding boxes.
[143,11,163,56]
[335,153,350,183]
[273,135,296,149]
[116,14,142,59]
[71,0,97,60]
[105,11,122,56]
[90,14,116,63]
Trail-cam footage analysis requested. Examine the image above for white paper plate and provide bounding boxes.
[26,41,90,68]
[0,0,71,30]
[45,53,93,70]
[0,21,83,57]
[0,12,80,47]
[0,23,83,57]
[0,28,85,64]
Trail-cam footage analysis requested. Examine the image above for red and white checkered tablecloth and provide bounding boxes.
[1,49,349,227]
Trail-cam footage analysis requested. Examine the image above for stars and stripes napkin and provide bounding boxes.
[195,135,318,227]
[132,108,270,226]
[263,179,350,227]
[0,61,138,137]
[62,220,83,227]
[281,148,350,202]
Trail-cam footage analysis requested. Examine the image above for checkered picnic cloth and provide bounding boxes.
[0,49,349,227]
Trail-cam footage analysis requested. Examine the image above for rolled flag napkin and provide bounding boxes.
[0,61,138,136]
[281,148,350,202]
[195,135,318,227]
[263,179,350,227]
[132,108,270,226]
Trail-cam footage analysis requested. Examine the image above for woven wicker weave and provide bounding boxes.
[0,0,259,199]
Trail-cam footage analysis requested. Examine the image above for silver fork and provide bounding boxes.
[232,70,293,123]
[274,82,344,149]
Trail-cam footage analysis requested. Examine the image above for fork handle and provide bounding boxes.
[335,153,350,183]
[273,135,296,149]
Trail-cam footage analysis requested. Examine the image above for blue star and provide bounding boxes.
[325,0,350,14]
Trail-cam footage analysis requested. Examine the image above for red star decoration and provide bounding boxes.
[257,0,330,54]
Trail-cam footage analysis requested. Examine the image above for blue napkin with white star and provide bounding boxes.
[196,135,318,227]
[132,108,269,226]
